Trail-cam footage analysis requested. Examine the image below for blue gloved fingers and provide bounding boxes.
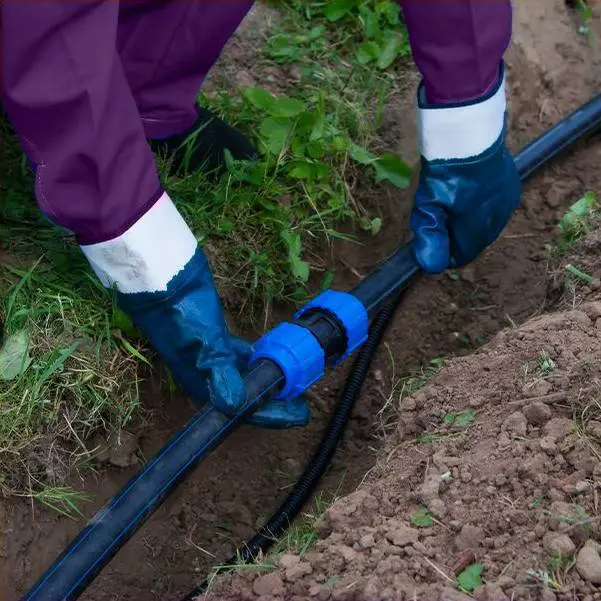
[206,362,247,415]
[229,335,253,368]
[227,335,311,429]
[410,192,451,274]
[245,395,311,429]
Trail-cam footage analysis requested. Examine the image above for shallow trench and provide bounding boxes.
[3,2,601,600]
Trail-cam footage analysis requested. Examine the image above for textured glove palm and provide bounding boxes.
[411,64,521,274]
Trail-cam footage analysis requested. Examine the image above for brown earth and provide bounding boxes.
[3,1,601,601]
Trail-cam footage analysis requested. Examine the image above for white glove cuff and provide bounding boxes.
[80,192,198,294]
[417,70,507,162]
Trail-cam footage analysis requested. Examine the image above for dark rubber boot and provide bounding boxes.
[150,107,258,176]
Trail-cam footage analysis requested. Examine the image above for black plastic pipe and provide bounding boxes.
[180,292,405,601]
[20,92,601,601]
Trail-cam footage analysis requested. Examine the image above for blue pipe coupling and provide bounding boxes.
[251,291,368,401]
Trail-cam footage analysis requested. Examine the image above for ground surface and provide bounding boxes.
[2,1,601,600]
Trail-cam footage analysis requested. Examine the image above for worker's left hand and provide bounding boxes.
[410,63,521,274]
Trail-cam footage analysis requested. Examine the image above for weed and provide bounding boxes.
[526,568,562,591]
[565,263,600,286]
[265,0,411,71]
[410,506,433,528]
[555,191,600,252]
[537,350,556,375]
[457,563,483,593]
[547,553,576,587]
[575,0,594,35]
[16,483,91,519]
[273,491,334,556]
[443,409,477,429]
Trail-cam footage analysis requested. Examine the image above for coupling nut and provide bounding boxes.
[251,322,325,400]
[295,290,368,365]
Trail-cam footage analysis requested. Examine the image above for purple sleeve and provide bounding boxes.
[1,1,162,245]
[400,0,512,104]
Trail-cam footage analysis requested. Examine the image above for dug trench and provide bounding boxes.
[3,2,601,600]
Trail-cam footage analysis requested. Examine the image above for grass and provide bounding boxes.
[272,490,334,557]
[0,0,414,506]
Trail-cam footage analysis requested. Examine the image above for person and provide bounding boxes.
[1,0,521,428]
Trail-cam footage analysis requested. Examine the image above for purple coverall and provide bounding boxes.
[1,0,512,248]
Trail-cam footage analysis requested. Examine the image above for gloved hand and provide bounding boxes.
[116,246,310,429]
[410,63,521,274]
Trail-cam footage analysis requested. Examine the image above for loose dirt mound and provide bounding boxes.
[208,295,601,600]
[4,1,601,601]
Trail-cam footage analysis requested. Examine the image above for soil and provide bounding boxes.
[4,1,601,601]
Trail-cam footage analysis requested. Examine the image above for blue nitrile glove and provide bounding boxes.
[117,248,310,429]
[411,63,521,274]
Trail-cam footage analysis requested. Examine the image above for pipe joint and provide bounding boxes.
[251,323,325,400]
[295,290,368,365]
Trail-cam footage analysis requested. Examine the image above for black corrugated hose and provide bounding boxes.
[180,292,405,600]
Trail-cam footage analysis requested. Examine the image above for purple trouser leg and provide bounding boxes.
[401,0,512,104]
[1,0,253,244]
[117,0,254,140]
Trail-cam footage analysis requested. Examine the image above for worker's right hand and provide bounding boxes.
[410,62,521,273]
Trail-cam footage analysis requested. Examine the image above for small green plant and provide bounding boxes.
[537,350,556,375]
[565,263,600,286]
[266,0,410,70]
[557,191,599,246]
[526,568,561,591]
[443,409,477,429]
[575,0,594,35]
[547,553,576,587]
[400,357,444,400]
[410,506,433,528]
[457,563,483,592]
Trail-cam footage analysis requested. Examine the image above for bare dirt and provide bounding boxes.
[3,1,601,601]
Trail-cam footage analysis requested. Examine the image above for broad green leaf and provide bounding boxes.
[332,136,350,152]
[377,0,401,25]
[349,144,377,165]
[309,24,326,40]
[269,97,306,119]
[377,35,404,70]
[244,87,275,111]
[373,152,412,188]
[307,140,326,159]
[410,507,433,528]
[314,162,331,180]
[324,0,352,21]
[356,41,381,65]
[370,217,383,235]
[0,330,32,381]
[363,9,382,40]
[457,564,484,592]
[259,117,293,154]
[288,162,314,179]
[281,230,310,282]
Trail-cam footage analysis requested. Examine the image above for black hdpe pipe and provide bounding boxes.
[21,93,601,601]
